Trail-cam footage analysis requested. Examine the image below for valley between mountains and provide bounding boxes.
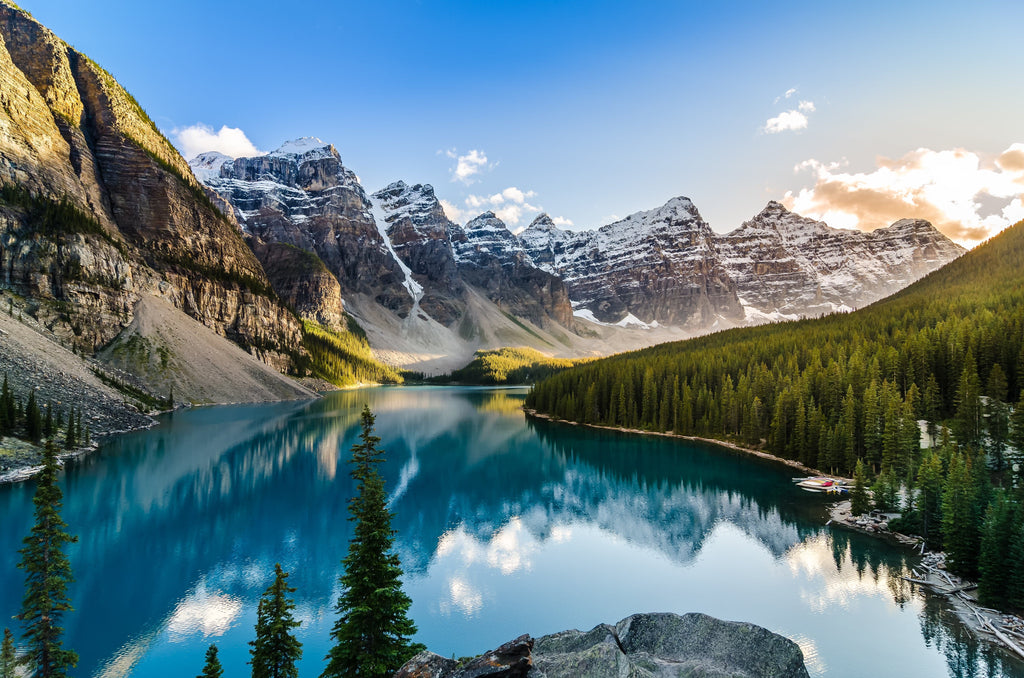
[0,1,962,466]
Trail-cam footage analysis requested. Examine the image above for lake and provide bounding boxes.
[1,386,1021,677]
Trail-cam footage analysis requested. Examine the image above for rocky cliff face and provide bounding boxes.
[0,2,302,371]
[521,198,963,328]
[393,612,809,678]
[371,181,463,324]
[716,201,966,320]
[193,140,413,318]
[520,198,744,328]
[452,211,572,327]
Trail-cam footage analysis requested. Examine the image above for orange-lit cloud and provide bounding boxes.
[784,144,1024,247]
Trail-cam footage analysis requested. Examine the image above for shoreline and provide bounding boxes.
[523,407,848,481]
[524,406,1024,664]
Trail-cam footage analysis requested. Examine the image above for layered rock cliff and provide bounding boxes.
[0,2,302,376]
[520,198,963,327]
[715,201,966,319]
[452,211,573,327]
[520,198,744,327]
[193,140,413,318]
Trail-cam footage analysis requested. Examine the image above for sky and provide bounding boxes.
[22,0,1024,246]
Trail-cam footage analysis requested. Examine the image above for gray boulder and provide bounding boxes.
[393,613,808,678]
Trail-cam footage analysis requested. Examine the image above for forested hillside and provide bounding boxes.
[527,218,1024,479]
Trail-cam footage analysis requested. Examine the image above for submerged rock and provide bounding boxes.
[393,612,809,678]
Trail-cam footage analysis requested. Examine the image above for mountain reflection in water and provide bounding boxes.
[0,387,1019,678]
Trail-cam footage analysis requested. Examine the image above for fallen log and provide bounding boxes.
[983,620,1024,661]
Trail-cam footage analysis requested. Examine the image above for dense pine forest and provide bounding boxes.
[527,218,1024,606]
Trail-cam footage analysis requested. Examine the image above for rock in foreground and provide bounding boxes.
[393,612,809,678]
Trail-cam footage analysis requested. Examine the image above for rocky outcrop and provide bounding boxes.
[195,140,413,316]
[371,181,463,324]
[521,198,963,329]
[0,2,303,372]
[520,199,744,327]
[393,613,809,678]
[251,241,344,331]
[715,201,965,319]
[453,212,572,327]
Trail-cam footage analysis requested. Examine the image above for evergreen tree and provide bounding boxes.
[43,403,53,440]
[851,459,871,516]
[17,441,78,677]
[321,406,424,678]
[0,374,10,436]
[916,451,945,549]
[954,357,983,450]
[250,563,302,678]
[63,409,76,450]
[1010,391,1024,479]
[198,644,223,678]
[1,628,15,678]
[24,390,41,443]
[942,452,979,579]
[978,491,1015,606]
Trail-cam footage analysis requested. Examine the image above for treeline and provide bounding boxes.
[0,374,90,450]
[527,218,1024,479]
[852,440,1024,609]
[528,219,1024,611]
[297,320,407,387]
[443,347,589,385]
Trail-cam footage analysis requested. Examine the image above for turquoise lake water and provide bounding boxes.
[1,386,1021,677]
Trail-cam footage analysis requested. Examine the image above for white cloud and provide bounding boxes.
[763,110,809,134]
[173,123,263,160]
[785,88,797,99]
[451,149,490,184]
[551,216,574,226]
[798,100,816,113]
[462,185,542,226]
[439,198,467,224]
[783,143,1024,246]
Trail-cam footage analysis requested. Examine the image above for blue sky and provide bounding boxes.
[25,0,1024,244]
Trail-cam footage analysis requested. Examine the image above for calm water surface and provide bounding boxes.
[1,386,1021,677]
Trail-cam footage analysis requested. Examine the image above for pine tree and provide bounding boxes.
[851,459,871,516]
[198,644,223,678]
[63,409,76,450]
[1010,391,1024,479]
[250,563,302,678]
[916,451,945,549]
[0,374,9,436]
[321,406,424,678]
[17,441,78,677]
[1,628,16,678]
[24,390,41,443]
[954,357,983,450]
[43,403,53,439]
[942,452,979,579]
[978,491,1015,606]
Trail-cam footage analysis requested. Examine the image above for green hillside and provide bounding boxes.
[528,218,1024,603]
[528,219,1024,478]
[447,347,589,385]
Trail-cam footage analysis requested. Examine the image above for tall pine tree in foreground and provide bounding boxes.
[198,644,223,678]
[321,406,424,678]
[250,563,302,678]
[17,441,78,678]
[1,628,16,678]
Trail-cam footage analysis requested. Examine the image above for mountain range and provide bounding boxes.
[0,1,964,419]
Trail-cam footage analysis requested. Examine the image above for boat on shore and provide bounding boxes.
[792,476,849,494]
